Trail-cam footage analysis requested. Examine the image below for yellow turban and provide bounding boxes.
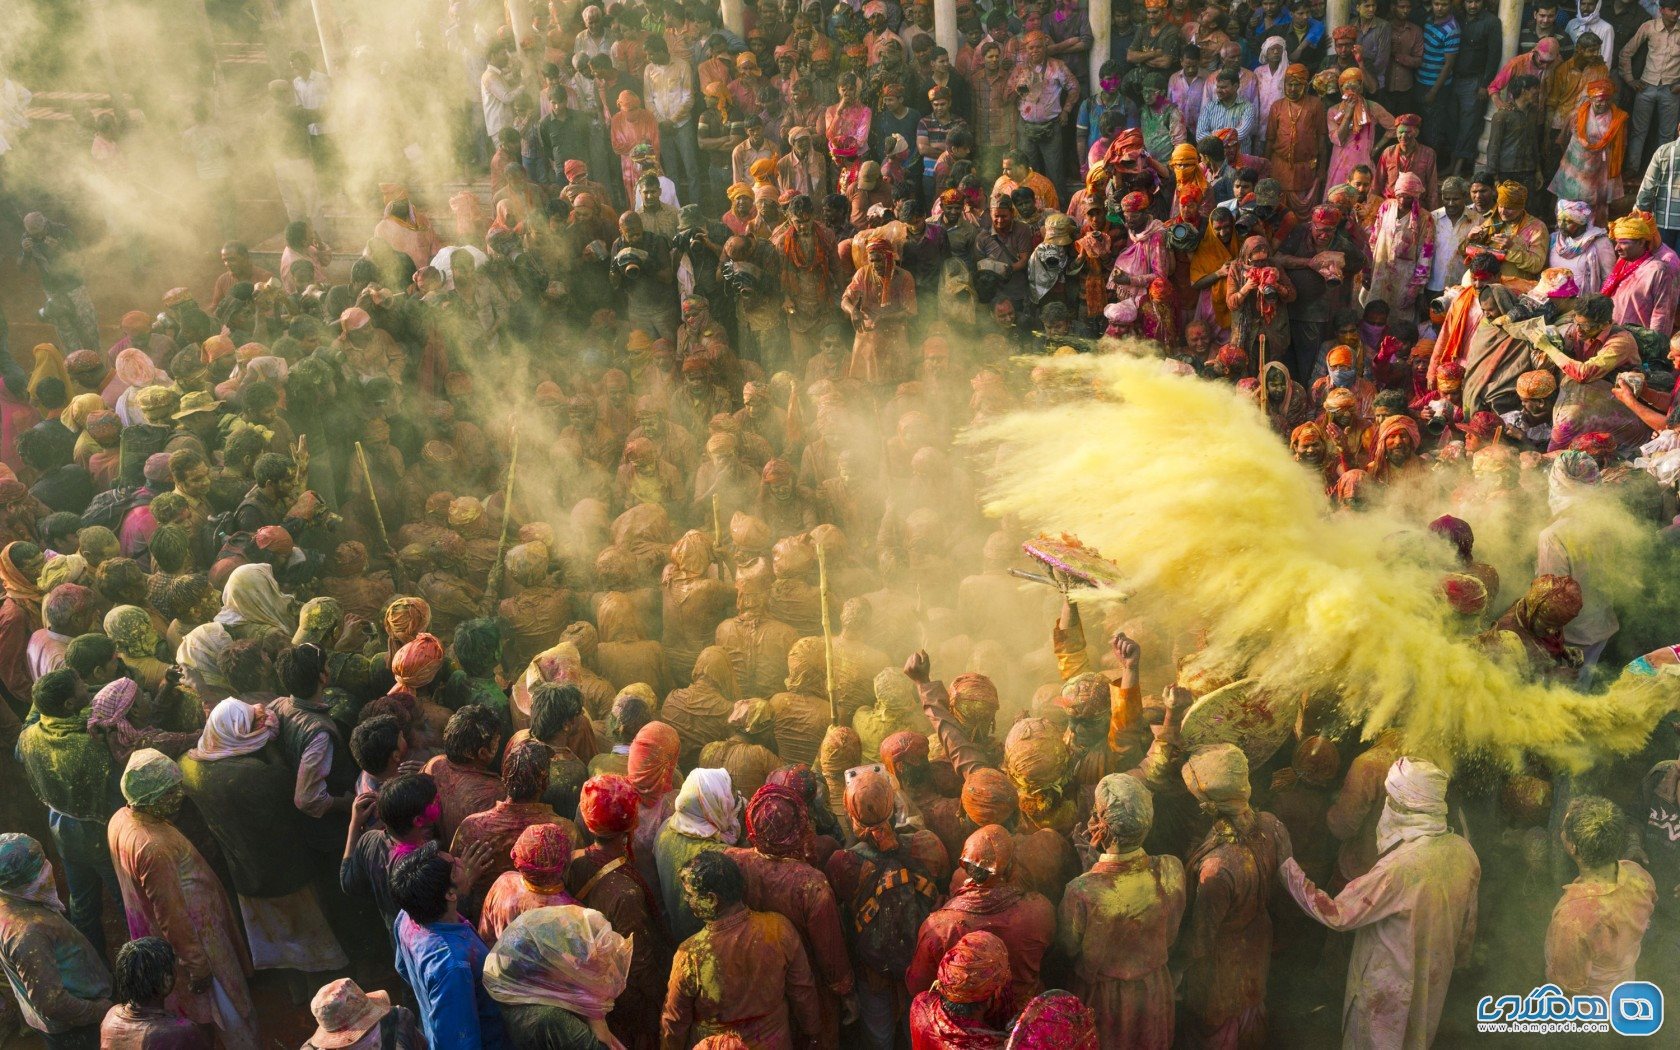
[1610,214,1656,243]
[1338,67,1365,88]
[726,182,753,201]
[1496,181,1528,209]
[1170,143,1201,165]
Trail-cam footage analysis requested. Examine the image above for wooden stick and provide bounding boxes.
[816,538,838,725]
[481,423,521,616]
[355,441,405,591]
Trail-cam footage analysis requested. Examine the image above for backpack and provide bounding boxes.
[78,484,147,531]
[846,840,941,978]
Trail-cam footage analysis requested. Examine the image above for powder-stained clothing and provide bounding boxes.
[449,800,576,911]
[695,736,783,799]
[0,894,111,1034]
[99,1003,212,1049]
[660,906,823,1050]
[393,912,504,1050]
[1281,829,1480,1050]
[565,845,668,1050]
[906,883,1056,1008]
[1544,860,1656,997]
[476,870,575,946]
[1057,851,1186,1050]
[106,808,254,1043]
[765,689,829,768]
[1326,737,1400,884]
[723,846,854,1044]
[422,755,505,849]
[714,614,800,699]
[1180,814,1292,1047]
[653,822,728,943]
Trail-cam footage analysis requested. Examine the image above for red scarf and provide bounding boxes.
[1601,252,1652,299]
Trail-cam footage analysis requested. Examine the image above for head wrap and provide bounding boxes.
[626,721,680,804]
[961,767,1019,827]
[878,730,928,779]
[1286,736,1342,788]
[1169,143,1200,166]
[0,834,55,909]
[1313,205,1344,225]
[746,783,809,858]
[1007,991,1099,1050]
[669,768,740,844]
[214,563,296,634]
[727,698,774,735]
[959,823,1014,882]
[1326,345,1355,368]
[1556,199,1594,227]
[1091,773,1153,852]
[844,766,901,855]
[1181,743,1251,814]
[1441,573,1489,615]
[1496,181,1528,209]
[1428,515,1475,562]
[1610,214,1656,242]
[1323,387,1358,412]
[88,678,147,764]
[1331,25,1358,43]
[1286,62,1310,80]
[1393,172,1424,198]
[935,931,1010,1004]
[392,633,445,690]
[511,823,573,883]
[384,596,431,647]
[579,774,641,837]
[1377,756,1451,852]
[482,906,632,1020]
[189,698,279,762]
[1337,66,1363,88]
[120,747,183,808]
[948,673,999,731]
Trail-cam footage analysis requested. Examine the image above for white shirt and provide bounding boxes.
[1429,206,1479,291]
[292,70,331,135]
[643,60,695,126]
[481,64,517,139]
[1566,12,1616,64]
[635,175,681,209]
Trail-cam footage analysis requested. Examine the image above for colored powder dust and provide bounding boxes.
[972,349,1677,773]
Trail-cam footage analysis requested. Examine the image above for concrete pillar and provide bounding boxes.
[934,0,960,58]
[1326,0,1352,36]
[1089,0,1112,93]
[1499,0,1523,63]
[721,0,745,38]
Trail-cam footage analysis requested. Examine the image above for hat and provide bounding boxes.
[1456,410,1501,440]
[339,307,371,331]
[171,390,222,420]
[308,979,393,1049]
[162,287,194,307]
[1395,113,1421,128]
[134,385,178,415]
[1516,369,1557,399]
[563,159,587,180]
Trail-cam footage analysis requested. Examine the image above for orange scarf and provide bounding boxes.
[1431,283,1481,385]
[1575,102,1628,180]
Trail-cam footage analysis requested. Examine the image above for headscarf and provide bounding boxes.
[384,596,432,648]
[961,767,1019,827]
[626,721,680,805]
[1090,773,1153,853]
[392,633,446,691]
[214,563,296,634]
[1271,736,1342,790]
[482,906,632,1020]
[878,730,928,781]
[817,725,862,811]
[1002,718,1073,828]
[38,554,88,595]
[728,698,775,736]
[1509,574,1584,655]
[844,765,901,853]
[104,604,161,657]
[1181,743,1251,816]
[0,834,61,911]
[189,697,278,762]
[1548,449,1599,514]
[120,747,183,808]
[948,672,999,732]
[579,774,641,837]
[511,824,574,885]
[1428,515,1475,563]
[0,542,44,620]
[1376,756,1450,853]
[745,782,809,858]
[935,931,1010,1004]
[88,678,146,764]
[668,767,741,844]
[1007,990,1100,1050]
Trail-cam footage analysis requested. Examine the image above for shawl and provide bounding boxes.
[483,906,632,1020]
[667,767,741,843]
[213,563,296,635]
[189,697,277,762]
[176,622,234,693]
[626,721,680,805]
[88,677,146,764]
[1370,195,1427,271]
[0,542,43,621]
[1573,101,1627,180]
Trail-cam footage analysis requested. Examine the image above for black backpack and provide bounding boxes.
[846,840,941,978]
[78,484,147,531]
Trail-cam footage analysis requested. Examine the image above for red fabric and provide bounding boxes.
[579,773,641,836]
[909,991,1010,1049]
[626,721,679,804]
[391,633,445,690]
[1009,991,1099,1050]
[937,931,1010,1003]
[746,784,809,858]
[511,821,573,878]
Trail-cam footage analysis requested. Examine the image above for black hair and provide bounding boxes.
[530,682,584,741]
[451,618,502,676]
[442,704,502,764]
[96,558,149,605]
[284,220,309,249]
[242,380,279,415]
[253,452,293,487]
[683,849,745,907]
[1574,292,1615,325]
[1562,795,1626,868]
[31,668,83,717]
[64,634,116,680]
[275,643,328,697]
[222,428,268,471]
[221,638,271,694]
[377,773,438,834]
[350,714,404,774]
[350,258,379,284]
[40,512,80,543]
[1470,170,1495,188]
[32,377,68,411]
[389,842,453,923]
[502,739,553,802]
[113,937,176,1005]
[18,427,72,472]
[609,694,652,743]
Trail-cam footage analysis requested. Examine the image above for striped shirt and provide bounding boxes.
[1418,17,1460,88]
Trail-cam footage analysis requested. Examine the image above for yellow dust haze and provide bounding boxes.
[972,349,1675,772]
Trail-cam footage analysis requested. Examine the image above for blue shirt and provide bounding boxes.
[1419,17,1461,88]
[394,912,504,1050]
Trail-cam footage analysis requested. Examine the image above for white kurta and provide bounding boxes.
[1282,831,1481,1050]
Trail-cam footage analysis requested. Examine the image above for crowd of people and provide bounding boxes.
[2,0,1680,1048]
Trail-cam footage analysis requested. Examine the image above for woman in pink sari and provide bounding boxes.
[610,91,659,204]
[1327,67,1394,189]
[823,72,872,150]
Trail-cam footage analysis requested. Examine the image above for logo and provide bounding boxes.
[1610,982,1664,1037]
[1476,983,1664,1036]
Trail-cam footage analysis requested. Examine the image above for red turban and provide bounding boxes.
[1395,113,1422,128]
[936,931,1011,1004]
[948,673,999,728]
[383,597,431,647]
[511,822,572,880]
[746,783,809,858]
[627,721,680,805]
[563,159,586,180]
[579,774,641,836]
[1112,128,1143,154]
[1213,127,1239,148]
[391,633,445,691]
[961,768,1019,827]
[1120,191,1150,212]
[1331,24,1358,42]
[765,763,822,807]
[1441,573,1489,616]
[1428,515,1475,562]
[1009,990,1099,1049]
[1312,205,1343,225]
[879,730,929,779]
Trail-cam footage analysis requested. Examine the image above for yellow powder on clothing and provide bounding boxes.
[973,349,1676,772]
